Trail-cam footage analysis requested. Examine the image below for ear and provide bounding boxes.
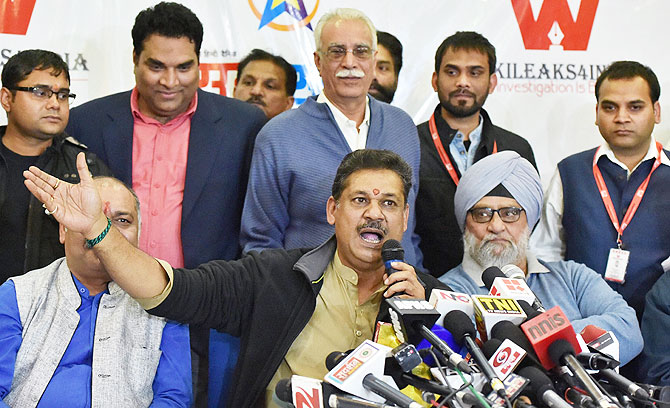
[431,72,438,92]
[595,103,599,126]
[402,204,409,232]
[488,73,498,94]
[314,52,323,76]
[0,87,12,114]
[284,96,295,111]
[326,196,337,225]
[654,100,661,124]
[58,223,67,244]
[132,50,139,66]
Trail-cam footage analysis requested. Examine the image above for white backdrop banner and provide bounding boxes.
[1,0,667,181]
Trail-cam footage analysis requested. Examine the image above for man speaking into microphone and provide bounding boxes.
[23,149,448,408]
[438,151,642,366]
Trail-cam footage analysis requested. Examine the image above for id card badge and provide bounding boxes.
[605,248,630,283]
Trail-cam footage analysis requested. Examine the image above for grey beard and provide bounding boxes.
[464,229,529,269]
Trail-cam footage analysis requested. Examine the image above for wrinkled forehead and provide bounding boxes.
[321,18,375,48]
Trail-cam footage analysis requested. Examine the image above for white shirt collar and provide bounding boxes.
[316,93,370,151]
[461,251,550,287]
[596,135,670,176]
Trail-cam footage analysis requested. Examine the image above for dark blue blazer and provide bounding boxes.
[66,89,267,267]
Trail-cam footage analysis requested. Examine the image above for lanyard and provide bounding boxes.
[592,141,663,246]
[429,112,497,186]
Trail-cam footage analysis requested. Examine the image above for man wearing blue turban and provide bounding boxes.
[439,151,643,366]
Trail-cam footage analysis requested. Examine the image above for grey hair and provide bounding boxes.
[314,8,377,52]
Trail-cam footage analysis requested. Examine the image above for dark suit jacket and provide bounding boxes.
[66,89,267,267]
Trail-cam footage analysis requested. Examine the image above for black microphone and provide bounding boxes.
[548,339,617,408]
[576,353,619,371]
[481,266,507,289]
[324,350,423,408]
[597,368,650,400]
[517,366,572,408]
[385,298,472,373]
[482,266,545,314]
[565,388,599,408]
[444,310,507,397]
[382,239,404,276]
[490,320,541,367]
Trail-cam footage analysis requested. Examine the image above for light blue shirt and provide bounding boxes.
[439,252,643,365]
[449,115,483,174]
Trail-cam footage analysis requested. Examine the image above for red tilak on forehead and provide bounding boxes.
[373,188,380,196]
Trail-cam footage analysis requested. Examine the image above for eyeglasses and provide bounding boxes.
[322,45,374,61]
[468,207,525,223]
[7,86,76,103]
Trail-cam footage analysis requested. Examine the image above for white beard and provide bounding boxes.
[464,228,529,269]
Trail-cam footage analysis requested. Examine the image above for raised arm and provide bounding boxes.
[23,152,168,299]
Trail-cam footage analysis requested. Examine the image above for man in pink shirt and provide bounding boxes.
[65,2,267,405]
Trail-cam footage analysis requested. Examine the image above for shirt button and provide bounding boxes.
[157,156,162,161]
[153,183,161,189]
[80,288,86,293]
[355,330,362,337]
[151,209,159,216]
[150,241,157,248]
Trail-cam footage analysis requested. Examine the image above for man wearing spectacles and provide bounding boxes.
[439,151,642,366]
[241,8,423,269]
[0,49,110,284]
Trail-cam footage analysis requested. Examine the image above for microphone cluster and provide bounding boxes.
[274,263,659,408]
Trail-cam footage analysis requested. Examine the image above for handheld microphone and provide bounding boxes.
[502,264,526,280]
[382,239,404,276]
[471,294,527,341]
[490,320,541,367]
[576,353,619,371]
[597,369,650,400]
[484,267,545,313]
[385,298,472,373]
[324,340,423,408]
[548,339,617,408]
[482,338,527,380]
[517,366,572,408]
[520,306,581,370]
[444,310,507,398]
[429,288,474,326]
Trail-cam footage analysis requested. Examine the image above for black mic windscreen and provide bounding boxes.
[547,338,575,366]
[443,310,476,343]
[490,320,541,365]
[482,338,503,359]
[325,350,349,371]
[482,266,506,290]
[518,366,553,399]
[275,378,292,403]
[381,239,404,263]
[517,300,541,320]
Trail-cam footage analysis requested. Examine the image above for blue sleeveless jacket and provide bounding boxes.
[558,148,670,317]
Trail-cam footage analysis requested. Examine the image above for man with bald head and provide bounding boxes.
[240,7,423,266]
[0,177,191,406]
[439,151,642,366]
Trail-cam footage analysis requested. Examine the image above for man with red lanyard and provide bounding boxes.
[415,31,536,278]
[532,61,670,321]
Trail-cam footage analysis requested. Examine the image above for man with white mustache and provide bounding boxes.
[241,8,423,267]
[439,151,642,367]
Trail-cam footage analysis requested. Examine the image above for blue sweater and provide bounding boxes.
[559,149,670,317]
[439,255,642,365]
[240,96,422,266]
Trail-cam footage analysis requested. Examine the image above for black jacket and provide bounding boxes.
[0,127,110,279]
[415,106,537,278]
[149,237,448,408]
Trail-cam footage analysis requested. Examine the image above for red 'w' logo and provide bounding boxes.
[511,0,599,50]
[0,0,36,35]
